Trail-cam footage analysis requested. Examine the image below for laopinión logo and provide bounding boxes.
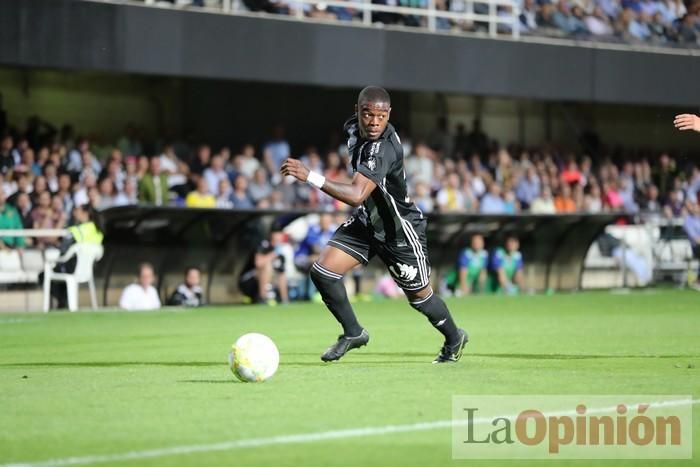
[452,396,693,459]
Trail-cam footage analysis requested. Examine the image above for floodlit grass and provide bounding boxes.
[1,290,699,466]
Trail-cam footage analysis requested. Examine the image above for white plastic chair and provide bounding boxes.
[43,244,104,312]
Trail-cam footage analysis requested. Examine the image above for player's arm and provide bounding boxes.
[281,158,376,207]
[674,114,700,132]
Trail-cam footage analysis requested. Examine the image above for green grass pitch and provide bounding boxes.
[1,290,699,466]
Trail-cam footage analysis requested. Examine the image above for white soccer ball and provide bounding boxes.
[228,333,279,383]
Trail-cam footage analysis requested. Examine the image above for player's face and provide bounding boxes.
[471,235,484,251]
[356,101,391,140]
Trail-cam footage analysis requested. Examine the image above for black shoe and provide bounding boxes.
[321,329,370,362]
[432,329,468,364]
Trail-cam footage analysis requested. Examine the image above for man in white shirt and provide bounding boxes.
[119,263,161,311]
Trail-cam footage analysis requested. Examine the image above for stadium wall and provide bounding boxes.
[4,67,700,154]
[1,0,700,109]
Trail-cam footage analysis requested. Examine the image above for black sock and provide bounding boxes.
[310,263,363,337]
[409,291,460,344]
[353,271,362,295]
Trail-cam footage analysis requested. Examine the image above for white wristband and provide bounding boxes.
[307,170,326,189]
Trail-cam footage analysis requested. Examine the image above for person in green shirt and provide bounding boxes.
[444,234,489,295]
[490,236,524,295]
[0,189,26,249]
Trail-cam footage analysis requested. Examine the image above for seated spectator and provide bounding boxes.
[238,229,289,304]
[236,144,261,179]
[583,183,603,213]
[96,177,120,210]
[530,186,557,214]
[491,236,524,294]
[553,0,589,36]
[0,135,14,176]
[503,189,519,213]
[159,144,189,197]
[585,6,614,35]
[413,181,435,213]
[41,204,104,309]
[405,143,434,186]
[596,232,652,286]
[138,157,170,206]
[0,189,26,249]
[436,173,465,212]
[44,163,59,192]
[203,153,228,197]
[231,174,254,209]
[7,173,31,206]
[480,183,507,214]
[189,145,211,179]
[167,267,205,307]
[31,191,65,248]
[454,234,489,295]
[14,192,33,229]
[216,179,234,208]
[248,168,273,206]
[185,178,216,208]
[554,183,577,213]
[119,263,161,311]
[515,166,540,210]
[683,201,700,288]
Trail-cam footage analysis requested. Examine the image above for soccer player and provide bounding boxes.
[281,86,467,363]
[491,236,524,295]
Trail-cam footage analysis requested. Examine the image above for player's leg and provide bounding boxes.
[310,216,375,361]
[377,223,467,363]
[403,285,467,363]
[311,245,371,361]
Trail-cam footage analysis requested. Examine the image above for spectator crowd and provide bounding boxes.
[151,0,700,47]
[2,115,700,250]
[2,114,699,300]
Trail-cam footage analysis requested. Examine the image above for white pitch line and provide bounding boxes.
[2,398,698,467]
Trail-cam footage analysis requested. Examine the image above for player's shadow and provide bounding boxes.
[472,353,698,360]
[178,379,241,384]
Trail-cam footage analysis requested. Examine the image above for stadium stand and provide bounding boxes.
[1,113,698,298]
[130,0,700,48]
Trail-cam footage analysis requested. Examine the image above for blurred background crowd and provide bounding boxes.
[153,0,700,47]
[1,116,699,249]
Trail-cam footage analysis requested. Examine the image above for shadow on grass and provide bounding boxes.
[0,361,222,368]
[471,353,700,360]
[178,379,239,384]
[2,353,697,369]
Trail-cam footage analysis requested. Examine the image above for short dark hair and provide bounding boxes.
[358,86,391,106]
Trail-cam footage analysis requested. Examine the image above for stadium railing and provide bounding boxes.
[131,0,520,38]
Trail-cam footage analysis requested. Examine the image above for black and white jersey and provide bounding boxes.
[344,114,424,244]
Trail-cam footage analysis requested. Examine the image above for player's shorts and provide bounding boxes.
[327,215,431,291]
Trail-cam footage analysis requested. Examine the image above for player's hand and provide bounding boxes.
[673,114,700,132]
[280,158,310,182]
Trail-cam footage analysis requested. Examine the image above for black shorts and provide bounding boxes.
[327,215,431,291]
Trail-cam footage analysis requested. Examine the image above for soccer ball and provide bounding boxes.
[228,333,279,383]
